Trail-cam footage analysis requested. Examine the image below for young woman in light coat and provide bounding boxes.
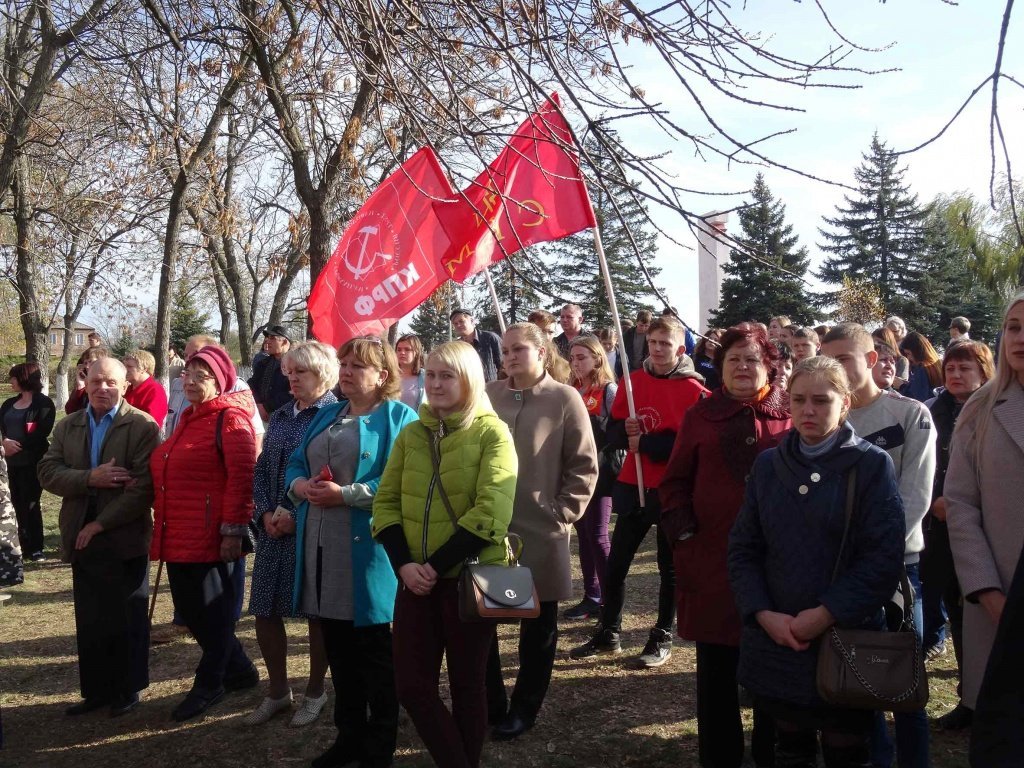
[484,322,599,740]
[945,290,1024,713]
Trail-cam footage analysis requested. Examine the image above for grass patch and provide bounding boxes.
[0,498,968,766]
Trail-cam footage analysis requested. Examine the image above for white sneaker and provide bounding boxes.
[289,691,329,727]
[241,692,293,725]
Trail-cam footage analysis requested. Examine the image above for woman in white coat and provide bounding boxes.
[945,289,1024,711]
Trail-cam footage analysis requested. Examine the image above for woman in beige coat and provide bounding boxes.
[484,322,599,741]
[946,290,1024,711]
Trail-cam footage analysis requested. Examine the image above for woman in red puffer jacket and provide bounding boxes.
[150,345,259,722]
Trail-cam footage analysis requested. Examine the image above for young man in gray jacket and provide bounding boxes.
[823,323,936,768]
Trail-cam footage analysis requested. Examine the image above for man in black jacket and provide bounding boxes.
[247,324,292,420]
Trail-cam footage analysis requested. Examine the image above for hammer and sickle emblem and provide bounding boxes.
[520,199,545,228]
[343,225,393,281]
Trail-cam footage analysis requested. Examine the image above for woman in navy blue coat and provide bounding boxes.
[728,356,906,768]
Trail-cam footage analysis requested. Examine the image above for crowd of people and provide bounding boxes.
[0,296,1022,768]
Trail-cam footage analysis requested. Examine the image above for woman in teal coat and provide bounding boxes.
[285,337,417,768]
[373,341,517,768]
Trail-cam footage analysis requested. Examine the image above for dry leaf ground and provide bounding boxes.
[1,498,969,767]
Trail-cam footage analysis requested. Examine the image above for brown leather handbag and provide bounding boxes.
[815,470,929,712]
[425,425,540,623]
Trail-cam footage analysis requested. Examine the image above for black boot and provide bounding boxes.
[775,728,817,768]
[820,742,871,768]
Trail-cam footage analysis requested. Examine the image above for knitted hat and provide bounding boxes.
[190,346,235,394]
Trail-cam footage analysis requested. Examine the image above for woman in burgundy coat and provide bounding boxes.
[660,323,791,768]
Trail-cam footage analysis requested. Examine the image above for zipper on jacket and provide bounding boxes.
[421,423,447,562]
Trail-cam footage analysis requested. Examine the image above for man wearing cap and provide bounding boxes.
[247,324,293,421]
[38,358,161,717]
[451,308,503,382]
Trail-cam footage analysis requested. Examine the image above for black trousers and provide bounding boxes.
[320,618,398,767]
[696,642,775,768]
[9,463,44,555]
[602,484,675,632]
[920,520,965,696]
[71,553,149,701]
[485,600,559,723]
[166,560,253,691]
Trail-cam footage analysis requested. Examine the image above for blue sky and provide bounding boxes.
[616,1,1022,331]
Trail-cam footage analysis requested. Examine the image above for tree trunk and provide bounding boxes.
[268,241,308,335]
[12,157,49,375]
[53,312,78,410]
[209,254,232,343]
[153,171,188,388]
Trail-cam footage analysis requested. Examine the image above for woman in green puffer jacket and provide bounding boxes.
[372,340,516,768]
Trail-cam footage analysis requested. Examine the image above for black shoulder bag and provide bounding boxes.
[815,468,929,712]
[424,424,539,623]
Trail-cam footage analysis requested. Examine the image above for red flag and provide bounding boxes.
[309,147,454,346]
[434,95,597,283]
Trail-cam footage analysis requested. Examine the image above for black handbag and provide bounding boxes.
[425,424,540,623]
[815,469,929,712]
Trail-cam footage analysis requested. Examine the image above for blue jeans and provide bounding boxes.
[871,562,930,768]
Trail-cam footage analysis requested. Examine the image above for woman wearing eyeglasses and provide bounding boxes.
[285,337,418,768]
[150,345,260,721]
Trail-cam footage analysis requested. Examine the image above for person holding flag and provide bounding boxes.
[570,316,707,666]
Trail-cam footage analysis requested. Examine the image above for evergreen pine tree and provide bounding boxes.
[817,134,930,311]
[409,282,456,351]
[542,134,660,329]
[710,173,816,328]
[170,281,211,353]
[466,253,558,333]
[902,204,1004,344]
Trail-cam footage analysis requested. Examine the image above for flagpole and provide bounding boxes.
[590,225,646,508]
[482,267,507,333]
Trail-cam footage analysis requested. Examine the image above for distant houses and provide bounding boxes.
[47,321,97,358]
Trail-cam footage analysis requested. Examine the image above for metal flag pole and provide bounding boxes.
[482,267,507,333]
[590,224,646,508]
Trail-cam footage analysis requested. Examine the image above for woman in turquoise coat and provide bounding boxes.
[285,337,417,768]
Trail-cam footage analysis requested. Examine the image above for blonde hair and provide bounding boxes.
[124,348,156,375]
[789,356,852,420]
[648,315,685,340]
[188,334,220,351]
[337,337,401,401]
[569,336,614,389]
[956,290,1024,468]
[284,340,339,393]
[770,315,792,328]
[504,321,546,348]
[425,341,490,431]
